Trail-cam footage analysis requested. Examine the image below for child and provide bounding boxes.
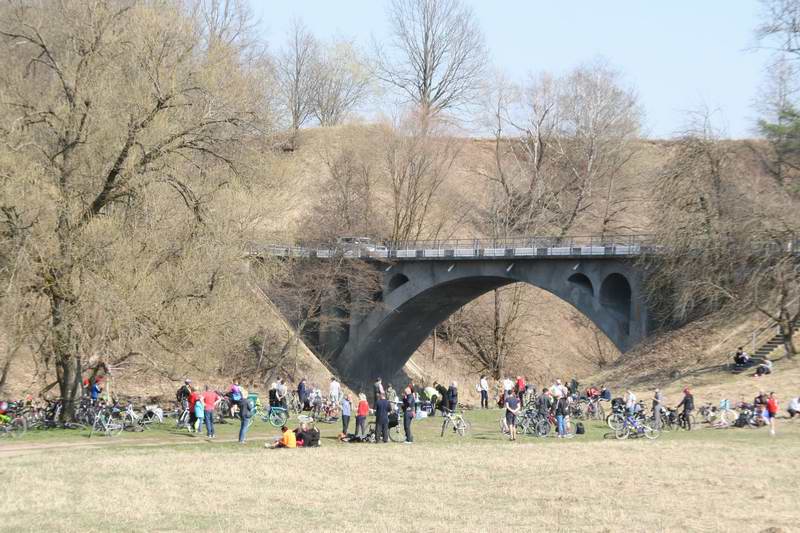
[193,393,205,434]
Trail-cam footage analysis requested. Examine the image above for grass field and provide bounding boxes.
[1,409,799,533]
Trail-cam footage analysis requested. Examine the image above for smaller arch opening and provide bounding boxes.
[387,273,410,293]
[600,273,632,335]
[567,273,593,297]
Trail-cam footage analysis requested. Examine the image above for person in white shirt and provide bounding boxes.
[329,377,341,404]
[477,376,489,409]
[625,390,637,415]
[550,379,564,399]
[788,396,800,418]
[502,377,514,393]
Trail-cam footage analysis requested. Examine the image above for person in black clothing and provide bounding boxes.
[176,380,191,410]
[374,393,390,443]
[297,378,308,410]
[675,388,694,431]
[402,386,415,443]
[447,382,458,411]
[537,388,552,416]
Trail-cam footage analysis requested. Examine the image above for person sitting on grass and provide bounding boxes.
[266,425,296,449]
[754,357,773,377]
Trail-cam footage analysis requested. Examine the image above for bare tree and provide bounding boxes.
[311,40,371,126]
[0,1,275,416]
[375,0,487,123]
[276,18,319,146]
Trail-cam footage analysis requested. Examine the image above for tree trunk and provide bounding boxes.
[56,353,82,421]
[780,316,797,358]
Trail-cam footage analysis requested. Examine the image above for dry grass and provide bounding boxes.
[2,412,799,533]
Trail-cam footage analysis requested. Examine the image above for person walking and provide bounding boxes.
[447,381,458,412]
[341,393,352,437]
[505,390,521,440]
[238,394,252,444]
[356,393,369,440]
[555,393,569,438]
[374,393,390,443]
[767,392,779,436]
[297,378,308,410]
[202,385,219,438]
[675,388,694,431]
[188,386,200,432]
[479,375,489,409]
[402,385,415,443]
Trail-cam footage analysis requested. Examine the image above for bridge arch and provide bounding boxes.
[335,259,647,385]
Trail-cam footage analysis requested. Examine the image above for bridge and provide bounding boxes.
[258,234,658,385]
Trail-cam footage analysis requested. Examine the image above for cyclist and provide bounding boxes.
[0,401,9,425]
[176,379,191,410]
[675,388,694,430]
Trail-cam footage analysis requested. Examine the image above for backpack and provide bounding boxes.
[576,422,585,435]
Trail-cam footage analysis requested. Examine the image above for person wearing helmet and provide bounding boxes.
[176,379,192,411]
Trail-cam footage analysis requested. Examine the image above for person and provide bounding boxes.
[202,385,219,438]
[188,386,201,432]
[766,392,779,436]
[586,386,600,399]
[515,376,526,404]
[386,383,398,404]
[329,376,341,404]
[537,388,552,416]
[341,393,352,437]
[238,393,252,444]
[423,385,439,416]
[297,378,308,410]
[755,357,773,377]
[294,421,320,447]
[502,376,514,397]
[675,388,694,431]
[374,393,390,443]
[193,391,205,434]
[788,396,800,418]
[600,385,612,401]
[754,391,769,424]
[555,393,569,438]
[624,390,637,416]
[550,379,565,399]
[652,388,663,430]
[373,377,384,406]
[479,375,489,409]
[447,381,458,412]
[402,385,415,443]
[356,393,369,440]
[267,425,297,449]
[276,379,288,409]
[505,390,521,441]
[733,347,751,368]
[90,378,103,403]
[176,379,191,410]
[569,377,579,397]
[434,381,448,415]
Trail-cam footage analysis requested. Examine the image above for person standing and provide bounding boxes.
[356,393,369,440]
[447,381,458,412]
[193,392,205,434]
[90,378,103,403]
[276,379,287,409]
[402,385,415,443]
[767,392,779,436]
[434,381,448,415]
[479,375,489,409]
[505,390,521,441]
[341,393,352,437]
[202,385,219,438]
[329,377,341,404]
[188,386,201,432]
[374,393,390,443]
[625,390,637,416]
[516,376,526,405]
[537,388,552,417]
[675,388,694,431]
[373,377,384,406]
[652,388,663,431]
[555,393,569,438]
[297,378,308,410]
[238,394,252,444]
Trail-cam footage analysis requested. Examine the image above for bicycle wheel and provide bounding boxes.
[595,404,606,420]
[9,417,26,438]
[643,425,659,440]
[388,424,403,442]
[535,419,550,437]
[269,409,288,427]
[110,420,124,437]
[440,418,450,437]
[454,416,468,436]
[614,425,630,440]
[721,409,737,426]
[607,413,624,431]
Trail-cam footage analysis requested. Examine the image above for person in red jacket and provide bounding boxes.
[187,387,201,433]
[202,385,219,439]
[767,392,779,437]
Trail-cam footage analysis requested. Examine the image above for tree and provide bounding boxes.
[311,40,371,126]
[375,0,487,123]
[0,1,274,417]
[276,18,319,145]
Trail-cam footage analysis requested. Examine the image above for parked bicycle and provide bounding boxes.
[90,406,125,437]
[440,408,469,437]
[615,412,659,440]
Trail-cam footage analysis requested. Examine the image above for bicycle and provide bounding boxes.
[90,406,124,437]
[615,413,659,440]
[700,400,737,429]
[0,410,27,438]
[367,411,404,442]
[440,408,469,437]
[260,404,289,428]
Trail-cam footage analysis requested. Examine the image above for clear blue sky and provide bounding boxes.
[249,0,770,139]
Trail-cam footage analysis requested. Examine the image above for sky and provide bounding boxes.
[248,0,772,139]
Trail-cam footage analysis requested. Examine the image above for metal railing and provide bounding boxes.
[749,295,800,354]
